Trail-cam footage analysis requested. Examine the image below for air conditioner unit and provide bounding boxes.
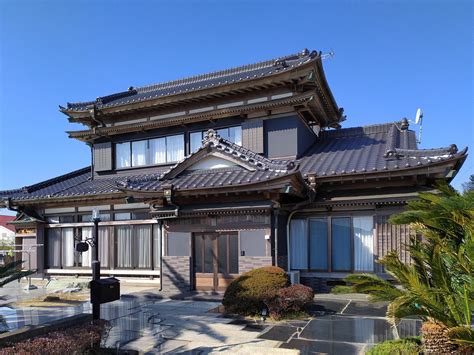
[287,270,300,285]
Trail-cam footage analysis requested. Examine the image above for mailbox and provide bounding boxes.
[90,277,120,304]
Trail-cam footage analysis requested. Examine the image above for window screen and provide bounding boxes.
[290,220,308,269]
[309,218,328,270]
[331,217,351,271]
[167,232,190,256]
[240,230,267,257]
[353,216,374,271]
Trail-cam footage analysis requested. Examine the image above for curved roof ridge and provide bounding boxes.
[393,144,462,158]
[65,49,317,110]
[135,50,314,95]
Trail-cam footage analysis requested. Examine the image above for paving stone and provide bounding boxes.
[308,300,347,315]
[299,316,398,344]
[258,325,297,342]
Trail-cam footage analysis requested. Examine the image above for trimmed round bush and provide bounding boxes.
[222,266,289,315]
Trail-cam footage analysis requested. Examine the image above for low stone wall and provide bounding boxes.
[161,256,192,295]
[238,256,273,274]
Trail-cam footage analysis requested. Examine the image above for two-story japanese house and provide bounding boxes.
[0,49,467,293]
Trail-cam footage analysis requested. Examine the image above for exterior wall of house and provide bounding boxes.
[163,212,273,293]
[264,115,315,158]
[0,226,15,243]
[92,110,316,176]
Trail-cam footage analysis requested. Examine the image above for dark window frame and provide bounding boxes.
[113,224,155,270]
[291,215,374,273]
[114,133,185,170]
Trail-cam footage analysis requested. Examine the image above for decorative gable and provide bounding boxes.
[159,129,297,181]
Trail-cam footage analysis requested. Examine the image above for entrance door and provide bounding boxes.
[193,232,239,291]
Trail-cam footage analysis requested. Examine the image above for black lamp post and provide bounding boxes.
[91,208,101,320]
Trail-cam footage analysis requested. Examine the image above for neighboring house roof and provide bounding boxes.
[0,216,15,232]
[63,50,318,112]
[0,121,467,205]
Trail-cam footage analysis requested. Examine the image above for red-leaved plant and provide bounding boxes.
[0,320,109,355]
[264,284,314,319]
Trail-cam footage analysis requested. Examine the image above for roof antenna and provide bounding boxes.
[320,50,335,60]
[409,108,424,144]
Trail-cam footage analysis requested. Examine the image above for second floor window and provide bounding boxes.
[115,134,184,168]
[190,126,242,153]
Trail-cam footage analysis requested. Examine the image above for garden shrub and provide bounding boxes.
[222,266,289,315]
[264,284,314,319]
[0,320,108,355]
[366,337,421,355]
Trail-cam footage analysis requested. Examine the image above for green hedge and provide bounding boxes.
[222,266,289,315]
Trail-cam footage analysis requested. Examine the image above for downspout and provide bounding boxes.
[159,220,164,291]
[272,203,280,267]
[286,209,299,272]
[286,180,317,272]
[89,143,94,179]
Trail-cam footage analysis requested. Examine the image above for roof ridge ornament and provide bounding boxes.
[202,129,221,144]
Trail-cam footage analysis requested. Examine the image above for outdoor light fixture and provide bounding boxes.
[260,306,268,321]
[92,208,100,221]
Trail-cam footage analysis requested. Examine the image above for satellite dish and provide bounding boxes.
[415,108,423,125]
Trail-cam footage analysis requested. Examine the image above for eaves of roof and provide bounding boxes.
[67,92,316,141]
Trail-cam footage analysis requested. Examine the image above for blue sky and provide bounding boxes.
[0,0,472,215]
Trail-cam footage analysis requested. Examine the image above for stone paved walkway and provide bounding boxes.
[0,285,421,354]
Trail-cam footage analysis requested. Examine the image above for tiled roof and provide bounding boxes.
[0,121,467,203]
[0,167,133,201]
[120,168,293,192]
[299,121,467,177]
[64,49,318,112]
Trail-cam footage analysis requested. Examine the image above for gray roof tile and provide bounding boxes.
[0,121,466,203]
[65,50,317,112]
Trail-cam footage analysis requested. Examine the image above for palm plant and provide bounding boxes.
[339,185,474,349]
[0,259,36,332]
[0,259,35,287]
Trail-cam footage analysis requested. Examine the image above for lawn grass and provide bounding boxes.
[366,336,422,355]
[13,292,89,307]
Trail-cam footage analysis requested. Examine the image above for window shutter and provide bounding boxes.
[242,119,264,153]
[94,142,112,172]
